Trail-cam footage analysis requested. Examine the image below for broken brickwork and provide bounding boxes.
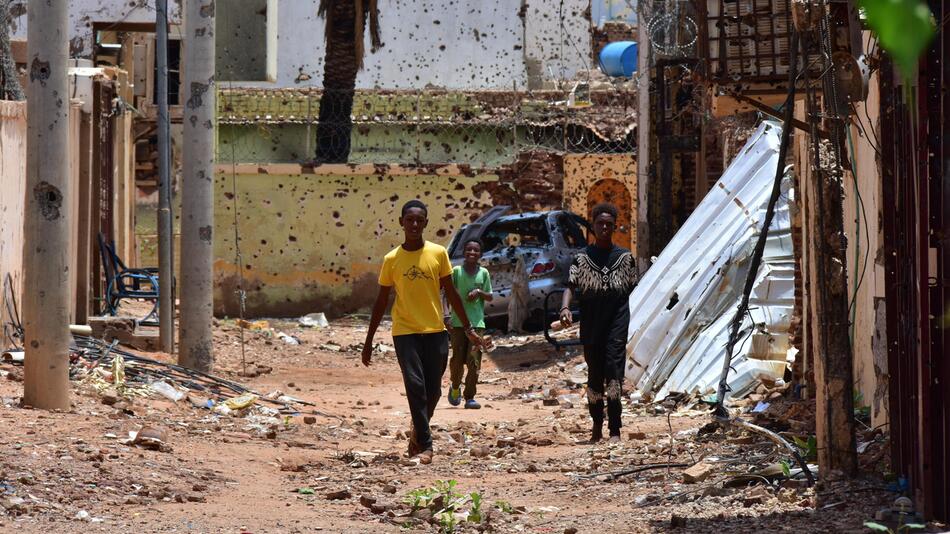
[590,21,637,65]
[472,151,564,216]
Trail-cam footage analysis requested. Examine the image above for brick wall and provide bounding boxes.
[590,21,637,66]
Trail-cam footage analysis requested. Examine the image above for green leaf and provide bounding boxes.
[780,460,792,477]
[864,522,892,532]
[297,487,315,495]
[902,524,927,530]
[859,0,936,77]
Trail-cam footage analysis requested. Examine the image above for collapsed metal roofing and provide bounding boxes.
[625,121,795,402]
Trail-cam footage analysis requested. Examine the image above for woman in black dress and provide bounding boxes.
[559,203,639,443]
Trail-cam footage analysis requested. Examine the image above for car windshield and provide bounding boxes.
[482,217,551,252]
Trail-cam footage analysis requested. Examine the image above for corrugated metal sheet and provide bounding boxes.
[625,121,794,401]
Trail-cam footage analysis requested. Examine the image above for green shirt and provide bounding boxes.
[449,265,492,328]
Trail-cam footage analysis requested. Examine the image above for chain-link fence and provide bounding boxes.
[216,87,637,168]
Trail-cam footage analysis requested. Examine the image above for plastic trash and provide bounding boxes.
[223,393,257,411]
[1,351,23,363]
[239,319,271,331]
[277,332,300,345]
[150,380,186,402]
[557,394,581,405]
[298,312,329,328]
[111,354,126,388]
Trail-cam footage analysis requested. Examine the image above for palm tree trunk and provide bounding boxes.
[315,0,359,163]
[0,0,25,100]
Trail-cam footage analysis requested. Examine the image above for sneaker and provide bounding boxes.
[464,399,481,410]
[448,386,462,406]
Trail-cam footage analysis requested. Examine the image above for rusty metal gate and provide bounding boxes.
[880,0,949,519]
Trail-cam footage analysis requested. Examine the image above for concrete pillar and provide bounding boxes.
[178,0,215,372]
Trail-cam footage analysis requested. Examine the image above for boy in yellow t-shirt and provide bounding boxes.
[362,200,481,465]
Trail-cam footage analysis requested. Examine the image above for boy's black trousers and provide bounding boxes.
[393,331,449,451]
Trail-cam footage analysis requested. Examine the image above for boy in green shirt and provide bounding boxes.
[446,239,493,409]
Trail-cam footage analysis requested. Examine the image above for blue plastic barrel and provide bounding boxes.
[599,41,638,78]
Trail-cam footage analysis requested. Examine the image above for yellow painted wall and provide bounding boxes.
[562,154,638,250]
[213,164,497,317]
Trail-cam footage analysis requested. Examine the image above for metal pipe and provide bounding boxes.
[156,0,175,353]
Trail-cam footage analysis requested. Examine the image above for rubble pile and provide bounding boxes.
[0,316,898,531]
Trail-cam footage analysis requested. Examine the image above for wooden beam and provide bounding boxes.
[10,39,27,64]
[715,92,827,137]
[76,111,93,324]
[800,92,858,478]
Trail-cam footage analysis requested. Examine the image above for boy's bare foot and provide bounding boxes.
[608,434,621,444]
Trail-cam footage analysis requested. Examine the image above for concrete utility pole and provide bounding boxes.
[156,0,175,353]
[179,0,215,372]
[22,0,71,410]
[635,14,651,268]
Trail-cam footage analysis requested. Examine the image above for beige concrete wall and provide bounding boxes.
[844,64,888,426]
[0,101,26,332]
[213,164,498,318]
[793,35,887,427]
[563,154,638,250]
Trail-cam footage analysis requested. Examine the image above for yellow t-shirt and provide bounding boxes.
[379,241,453,336]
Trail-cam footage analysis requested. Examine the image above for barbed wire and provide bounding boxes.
[216,87,637,166]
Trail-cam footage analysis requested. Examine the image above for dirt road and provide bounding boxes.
[0,318,891,533]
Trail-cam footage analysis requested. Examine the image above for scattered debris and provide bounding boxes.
[126,425,170,452]
[682,461,715,484]
[298,312,329,328]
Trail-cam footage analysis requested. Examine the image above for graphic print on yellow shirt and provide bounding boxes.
[378,241,453,336]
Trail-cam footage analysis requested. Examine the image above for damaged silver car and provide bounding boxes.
[446,206,591,329]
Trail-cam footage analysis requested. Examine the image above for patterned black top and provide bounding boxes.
[568,245,638,344]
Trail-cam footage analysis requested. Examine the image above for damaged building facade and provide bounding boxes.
[211,0,641,317]
[8,0,641,317]
[625,0,948,519]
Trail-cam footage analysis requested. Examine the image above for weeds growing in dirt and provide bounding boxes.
[405,480,498,533]
[864,520,926,533]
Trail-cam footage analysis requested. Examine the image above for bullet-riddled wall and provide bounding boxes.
[563,154,638,251]
[213,164,497,318]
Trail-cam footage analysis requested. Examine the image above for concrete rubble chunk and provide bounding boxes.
[470,445,491,458]
[742,485,772,507]
[682,461,715,484]
[325,489,352,500]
